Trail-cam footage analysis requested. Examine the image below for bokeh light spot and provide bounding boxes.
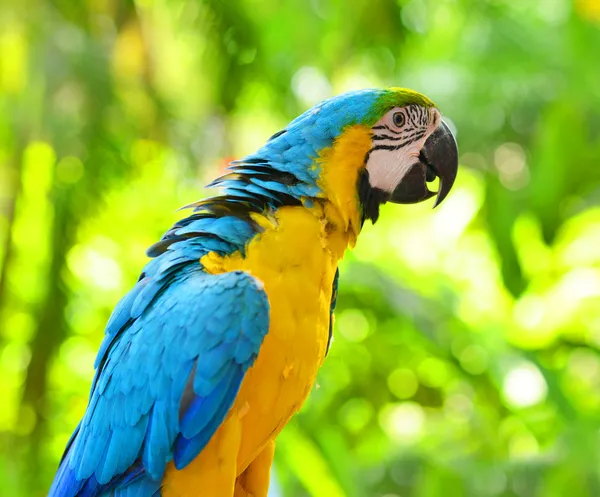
[338,397,374,433]
[417,357,449,387]
[379,402,425,442]
[459,345,488,375]
[494,142,529,190]
[56,156,84,184]
[337,309,370,342]
[292,67,332,107]
[502,363,547,408]
[388,368,419,399]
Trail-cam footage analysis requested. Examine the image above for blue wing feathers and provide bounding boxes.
[142,402,171,480]
[180,366,242,439]
[50,256,269,496]
[113,477,161,497]
[173,369,244,469]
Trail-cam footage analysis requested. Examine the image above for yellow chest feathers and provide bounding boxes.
[200,204,350,340]
[200,205,352,468]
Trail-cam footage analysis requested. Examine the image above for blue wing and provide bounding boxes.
[49,264,269,497]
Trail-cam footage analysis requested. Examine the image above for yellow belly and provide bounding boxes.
[162,205,351,495]
[205,205,346,470]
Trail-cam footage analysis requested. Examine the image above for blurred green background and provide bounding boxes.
[1,0,600,495]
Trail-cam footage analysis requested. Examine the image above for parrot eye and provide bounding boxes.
[392,112,405,128]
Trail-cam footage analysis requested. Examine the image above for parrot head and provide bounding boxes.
[354,89,458,218]
[198,88,458,237]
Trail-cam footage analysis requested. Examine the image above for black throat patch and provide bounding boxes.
[357,169,390,225]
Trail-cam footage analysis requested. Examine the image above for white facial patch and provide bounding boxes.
[366,106,441,193]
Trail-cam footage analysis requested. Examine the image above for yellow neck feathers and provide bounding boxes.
[315,124,372,247]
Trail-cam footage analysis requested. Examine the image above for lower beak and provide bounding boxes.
[389,121,458,207]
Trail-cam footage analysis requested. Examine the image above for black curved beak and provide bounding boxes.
[389,121,458,207]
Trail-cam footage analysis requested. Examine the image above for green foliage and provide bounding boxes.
[1,0,600,496]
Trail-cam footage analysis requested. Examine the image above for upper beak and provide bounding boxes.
[389,121,458,207]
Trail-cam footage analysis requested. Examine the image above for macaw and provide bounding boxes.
[49,88,458,497]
